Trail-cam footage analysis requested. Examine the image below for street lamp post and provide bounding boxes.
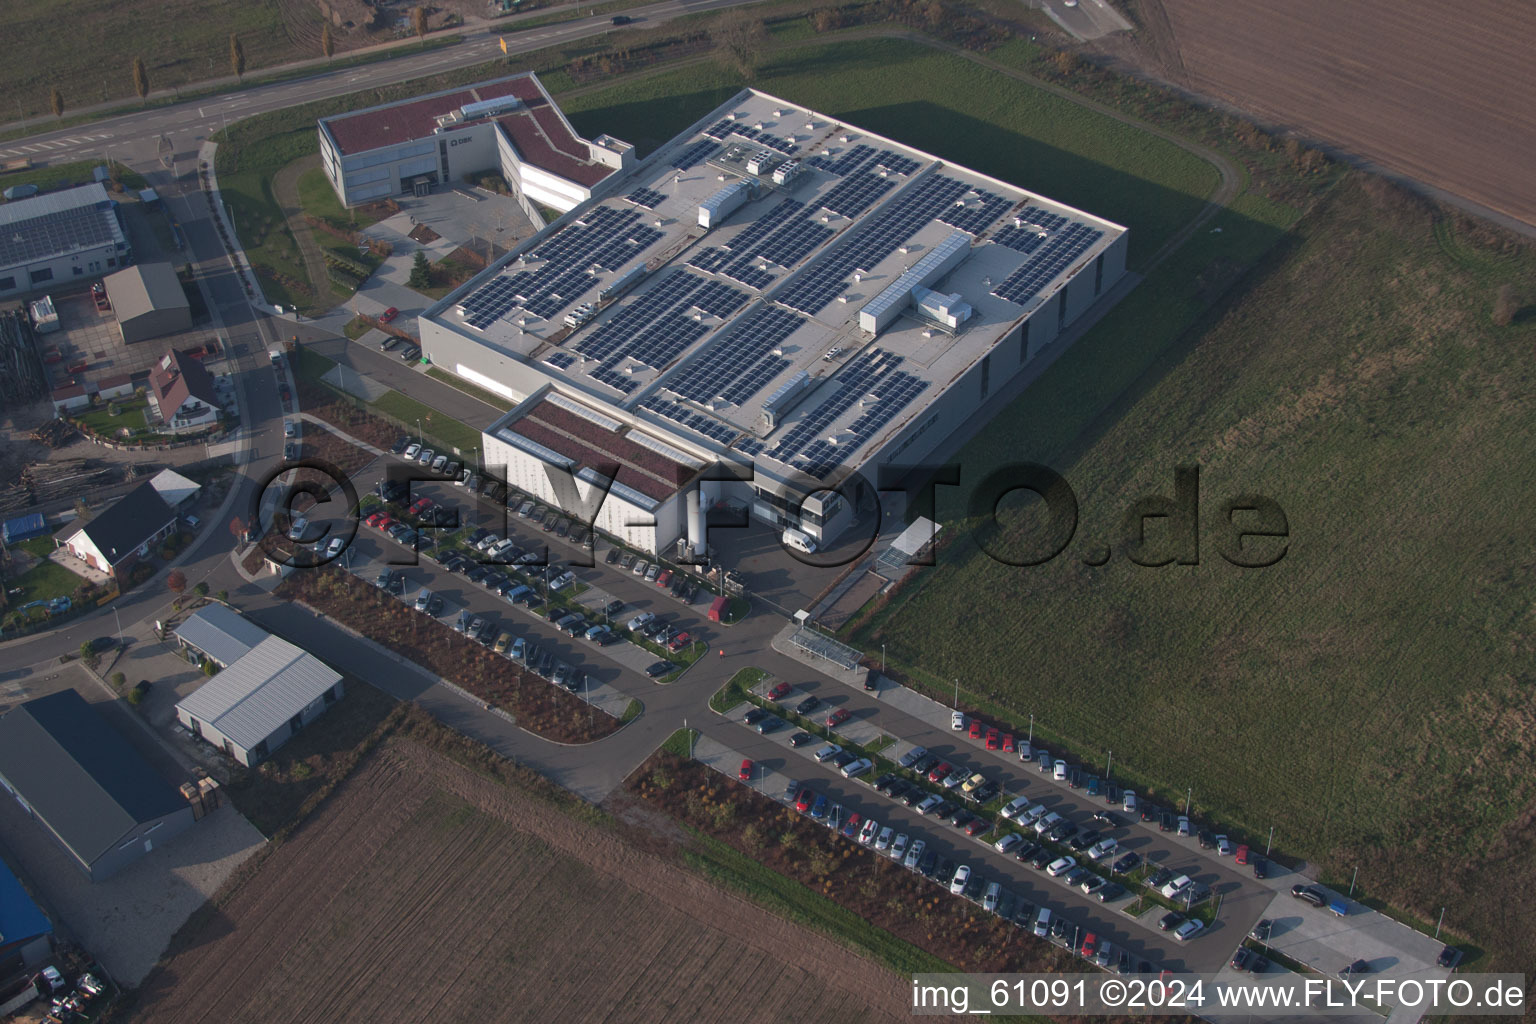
[953,677,958,708]
[1350,866,1359,897]
[1028,713,1033,745]
[112,604,123,647]
[1266,826,1274,856]
[1186,787,1193,816]
[1105,749,1112,783]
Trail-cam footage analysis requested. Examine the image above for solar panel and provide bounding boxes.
[672,139,720,169]
[642,396,741,446]
[625,187,666,209]
[820,171,895,219]
[665,304,803,407]
[989,222,1104,306]
[936,185,1012,234]
[544,351,577,370]
[700,118,796,154]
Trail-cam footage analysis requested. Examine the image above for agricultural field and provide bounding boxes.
[851,172,1536,968]
[561,36,1220,268]
[1116,0,1536,230]
[132,737,908,1023]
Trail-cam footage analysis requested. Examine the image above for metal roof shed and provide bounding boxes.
[172,605,270,669]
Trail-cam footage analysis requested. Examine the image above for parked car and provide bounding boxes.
[840,758,873,779]
[1174,919,1205,942]
[898,746,929,769]
[949,865,972,895]
[951,711,966,730]
[1291,885,1327,908]
[1046,856,1076,877]
[789,731,814,748]
[378,306,400,323]
[813,744,843,763]
[825,708,851,729]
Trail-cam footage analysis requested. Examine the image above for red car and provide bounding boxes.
[656,569,672,587]
[409,496,433,515]
[985,728,1000,751]
[365,512,385,528]
[379,306,400,323]
[968,719,984,741]
[928,761,952,783]
[1001,733,1016,753]
[825,708,851,729]
[766,681,793,702]
[666,631,692,652]
[1081,933,1098,958]
[739,759,753,781]
[1235,844,1250,865]
[795,788,814,813]
[376,516,397,531]
[964,817,988,836]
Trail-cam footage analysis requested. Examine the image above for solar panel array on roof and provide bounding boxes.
[989,221,1104,306]
[992,210,1069,253]
[0,193,120,268]
[672,139,719,169]
[577,271,747,394]
[458,206,663,327]
[666,304,803,407]
[764,347,929,479]
[733,436,767,457]
[625,187,666,209]
[819,171,896,219]
[775,173,977,315]
[544,351,577,369]
[936,185,1013,234]
[806,144,877,177]
[701,118,797,154]
[641,395,741,445]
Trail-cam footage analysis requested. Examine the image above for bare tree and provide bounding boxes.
[321,22,335,62]
[49,87,64,119]
[230,34,246,79]
[411,6,428,40]
[132,57,150,101]
[714,13,768,81]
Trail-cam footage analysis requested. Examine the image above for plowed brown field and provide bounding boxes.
[132,740,909,1023]
[1123,0,1536,228]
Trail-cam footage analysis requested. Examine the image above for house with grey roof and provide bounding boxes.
[0,690,194,881]
[173,604,270,669]
[0,183,130,300]
[175,634,344,766]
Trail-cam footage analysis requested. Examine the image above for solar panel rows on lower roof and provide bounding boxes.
[672,139,720,169]
[806,143,878,178]
[936,186,1013,235]
[989,222,1104,306]
[701,118,796,154]
[819,170,896,219]
[764,347,928,478]
[774,173,975,316]
[733,436,766,457]
[641,395,741,446]
[577,271,704,362]
[625,187,666,209]
[722,198,804,255]
[990,224,1046,254]
[544,351,577,370]
[666,304,802,407]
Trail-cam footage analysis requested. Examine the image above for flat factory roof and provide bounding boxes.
[429,90,1126,483]
[0,182,125,272]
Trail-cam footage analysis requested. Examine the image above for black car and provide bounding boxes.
[1197,829,1216,849]
[743,707,769,725]
[1049,822,1078,843]
[386,574,405,596]
[1160,810,1176,832]
[1111,852,1142,874]
[1070,829,1100,852]
[1117,950,1133,975]
[902,787,927,808]
[1064,867,1089,887]
[1291,884,1327,907]
[886,780,911,802]
[645,660,674,678]
[1249,956,1269,974]
[911,753,940,775]
[1098,883,1126,902]
[561,617,588,637]
[1436,946,1462,969]
[863,668,878,691]
[683,582,698,602]
[757,716,784,734]
[1013,900,1036,927]
[390,436,410,454]
[1252,855,1268,879]
[1230,948,1254,972]
[830,750,857,769]
[1050,917,1069,941]
[467,566,493,584]
[603,599,624,617]
[545,606,567,623]
[873,773,900,793]
[934,856,956,884]
[468,528,490,546]
[1030,847,1054,870]
[794,695,821,715]
[1140,804,1158,823]
[424,593,444,616]
[972,780,1000,804]
[374,568,397,590]
[1158,912,1184,932]
[1014,841,1041,863]
[933,801,958,821]
[918,848,940,878]
[951,810,975,830]
[1250,919,1273,942]
[789,731,815,748]
[1147,868,1174,890]
[605,547,621,564]
[1339,959,1370,978]
[1091,811,1120,827]
[283,441,298,461]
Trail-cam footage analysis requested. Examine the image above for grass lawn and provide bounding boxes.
[5,559,83,606]
[371,391,484,454]
[559,36,1219,268]
[849,174,1536,969]
[425,367,516,412]
[296,167,389,233]
[74,396,150,436]
[0,159,144,197]
[12,537,57,559]
[216,133,319,313]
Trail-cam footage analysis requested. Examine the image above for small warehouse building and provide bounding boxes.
[172,604,269,669]
[102,262,191,344]
[0,183,129,300]
[175,635,344,766]
[60,480,177,585]
[0,858,52,979]
[0,691,195,882]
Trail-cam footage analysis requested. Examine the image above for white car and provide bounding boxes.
[950,864,972,894]
[904,838,927,870]
[627,612,655,632]
[982,881,1001,913]
[840,757,873,779]
[1174,919,1206,942]
[1122,790,1138,815]
[889,833,909,860]
[814,744,843,763]
[403,443,421,460]
[325,535,345,558]
[995,833,1024,855]
[413,589,433,613]
[1046,856,1077,877]
[915,794,943,815]
[1021,803,1048,825]
[874,826,894,851]
[951,710,966,730]
[1000,796,1032,820]
[1177,816,1192,837]
[1053,760,1069,782]
[1034,811,1064,835]
[287,515,309,541]
[1216,835,1235,856]
[1089,838,1119,861]
[858,819,880,846]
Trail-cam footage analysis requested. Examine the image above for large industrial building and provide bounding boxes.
[419,89,1128,556]
[0,183,130,300]
[317,71,631,215]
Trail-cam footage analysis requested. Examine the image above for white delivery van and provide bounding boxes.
[782,527,817,553]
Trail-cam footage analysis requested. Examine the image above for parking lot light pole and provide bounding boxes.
[1105,750,1112,783]
[1186,787,1192,816]
[880,643,885,675]
[1436,907,1444,939]
[1266,826,1274,856]
[1350,866,1358,896]
[1028,714,1033,745]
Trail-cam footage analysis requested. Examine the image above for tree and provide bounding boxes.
[321,22,335,62]
[49,87,63,119]
[230,34,246,79]
[411,6,428,40]
[79,640,99,670]
[166,568,187,594]
[229,515,247,543]
[409,250,432,289]
[714,13,767,80]
[1492,283,1518,327]
[132,57,150,101]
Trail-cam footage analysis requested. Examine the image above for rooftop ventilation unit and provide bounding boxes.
[459,95,524,120]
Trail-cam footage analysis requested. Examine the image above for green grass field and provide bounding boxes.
[559,36,1218,267]
[850,176,1536,967]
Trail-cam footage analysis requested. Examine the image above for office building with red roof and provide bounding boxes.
[317,71,632,214]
